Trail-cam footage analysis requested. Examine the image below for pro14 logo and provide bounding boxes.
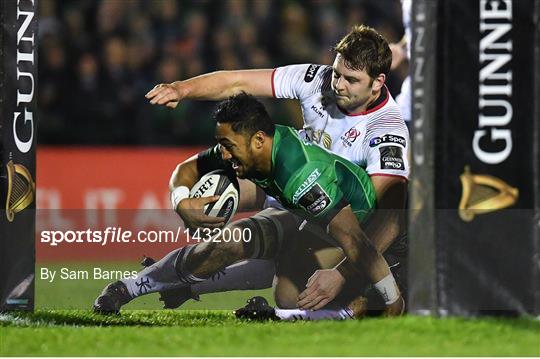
[380,146,404,171]
[298,183,331,215]
[370,134,406,147]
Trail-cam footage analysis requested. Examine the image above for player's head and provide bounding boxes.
[214,92,275,179]
[332,25,392,113]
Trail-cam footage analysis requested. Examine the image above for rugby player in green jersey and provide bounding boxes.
[143,25,408,313]
[94,93,404,317]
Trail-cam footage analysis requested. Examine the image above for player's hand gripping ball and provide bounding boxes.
[190,170,239,225]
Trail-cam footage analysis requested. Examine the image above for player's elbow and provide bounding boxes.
[169,163,183,190]
[169,160,198,190]
[335,231,369,264]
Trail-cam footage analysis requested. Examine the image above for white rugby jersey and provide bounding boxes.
[272,63,410,179]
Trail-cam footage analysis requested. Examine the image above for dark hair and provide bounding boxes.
[334,24,392,79]
[214,92,275,137]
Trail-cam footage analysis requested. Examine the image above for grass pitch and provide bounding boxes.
[1,310,539,356]
[1,262,538,356]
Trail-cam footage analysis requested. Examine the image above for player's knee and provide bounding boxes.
[213,225,252,261]
[226,218,274,259]
[184,240,244,270]
[275,295,297,309]
[273,276,300,309]
[214,241,245,263]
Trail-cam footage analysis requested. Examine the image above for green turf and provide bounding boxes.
[1,310,539,356]
[5,262,536,356]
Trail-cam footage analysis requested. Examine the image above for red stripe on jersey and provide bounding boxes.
[271,68,277,98]
[369,173,409,181]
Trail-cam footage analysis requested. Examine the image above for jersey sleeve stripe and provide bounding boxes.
[369,173,409,181]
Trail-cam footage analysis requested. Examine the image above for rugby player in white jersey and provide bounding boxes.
[94,25,409,319]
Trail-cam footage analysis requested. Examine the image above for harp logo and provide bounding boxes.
[5,161,35,222]
[458,166,518,222]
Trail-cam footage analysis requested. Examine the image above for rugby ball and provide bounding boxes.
[190,170,240,224]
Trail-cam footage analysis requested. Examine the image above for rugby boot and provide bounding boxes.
[140,256,200,309]
[234,296,280,321]
[93,281,131,315]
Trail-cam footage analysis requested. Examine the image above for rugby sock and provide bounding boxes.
[274,307,354,321]
[374,273,400,305]
[174,245,208,284]
[191,259,276,296]
[123,246,204,298]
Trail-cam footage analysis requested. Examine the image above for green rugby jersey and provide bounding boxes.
[198,125,376,226]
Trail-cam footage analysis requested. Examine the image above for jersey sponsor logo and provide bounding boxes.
[292,168,321,204]
[304,64,321,82]
[310,104,325,118]
[321,133,332,149]
[369,134,407,147]
[475,3,513,164]
[298,183,331,215]
[340,127,361,148]
[304,129,332,149]
[380,146,405,170]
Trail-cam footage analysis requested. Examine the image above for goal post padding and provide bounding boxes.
[409,0,540,316]
[0,0,37,312]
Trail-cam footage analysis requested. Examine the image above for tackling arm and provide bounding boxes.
[146,70,274,108]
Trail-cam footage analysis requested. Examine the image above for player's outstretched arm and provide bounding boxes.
[146,69,274,108]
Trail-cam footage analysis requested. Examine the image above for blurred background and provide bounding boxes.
[38,0,407,146]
